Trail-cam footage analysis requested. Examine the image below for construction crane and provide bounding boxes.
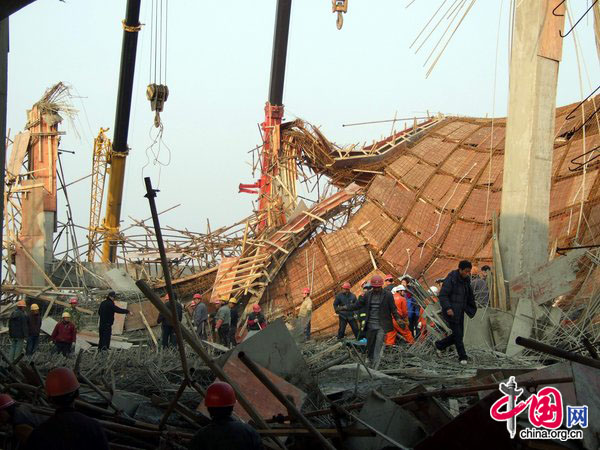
[87,128,111,262]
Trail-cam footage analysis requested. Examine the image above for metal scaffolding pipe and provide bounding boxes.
[515,336,600,369]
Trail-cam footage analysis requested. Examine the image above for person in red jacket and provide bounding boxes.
[51,312,77,356]
[385,286,414,345]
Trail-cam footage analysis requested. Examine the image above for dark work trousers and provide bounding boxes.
[196,322,208,340]
[218,325,230,347]
[228,325,238,347]
[55,342,72,357]
[435,313,467,360]
[98,324,112,351]
[161,325,177,349]
[305,320,311,340]
[26,335,40,356]
[409,315,420,338]
[337,316,359,339]
[365,328,386,368]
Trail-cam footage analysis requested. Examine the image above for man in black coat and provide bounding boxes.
[97,291,130,351]
[342,275,403,369]
[157,295,183,349]
[435,260,477,365]
[333,282,359,339]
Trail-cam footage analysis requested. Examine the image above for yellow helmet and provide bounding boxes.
[62,312,71,319]
[229,297,238,304]
[31,304,40,311]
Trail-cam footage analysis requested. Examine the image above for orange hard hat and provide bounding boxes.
[0,394,15,410]
[205,381,236,408]
[193,294,202,299]
[384,274,393,281]
[16,300,26,307]
[69,297,78,305]
[46,368,80,397]
[371,275,384,288]
[302,288,310,295]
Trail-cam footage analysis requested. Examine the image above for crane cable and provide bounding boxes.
[147,0,169,128]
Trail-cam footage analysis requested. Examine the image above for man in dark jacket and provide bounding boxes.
[25,368,108,450]
[9,300,28,362]
[188,381,262,450]
[228,298,240,347]
[342,275,403,369]
[98,291,130,351]
[192,294,208,339]
[157,295,183,349]
[333,282,359,339]
[435,260,477,365]
[26,304,42,356]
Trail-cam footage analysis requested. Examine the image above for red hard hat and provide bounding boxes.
[252,304,261,313]
[193,294,202,299]
[302,288,310,294]
[205,381,236,408]
[384,274,393,281]
[46,368,80,397]
[0,394,15,410]
[371,275,384,288]
[342,282,351,289]
[69,297,78,305]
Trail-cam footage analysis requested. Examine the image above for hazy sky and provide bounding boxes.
[6,1,600,240]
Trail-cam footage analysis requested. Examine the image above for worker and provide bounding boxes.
[471,266,490,307]
[157,294,183,349]
[434,260,477,365]
[340,275,403,369]
[401,277,420,338]
[67,297,82,331]
[192,294,208,340]
[25,368,109,450]
[51,312,76,356]
[26,304,42,356]
[356,282,371,340]
[214,299,231,347]
[333,282,359,340]
[98,291,130,351]
[383,274,396,292]
[187,381,262,450]
[385,286,414,346]
[297,288,313,341]
[0,393,45,447]
[245,304,266,341]
[8,300,28,362]
[228,298,240,347]
[417,287,439,339]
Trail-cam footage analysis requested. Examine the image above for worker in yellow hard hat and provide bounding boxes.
[51,312,77,357]
[8,300,28,362]
[26,304,42,356]
[227,297,240,347]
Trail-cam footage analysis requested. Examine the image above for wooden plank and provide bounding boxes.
[124,301,159,331]
[508,248,586,306]
[111,301,128,335]
[6,131,30,177]
[211,257,240,301]
[140,311,158,347]
[538,0,566,62]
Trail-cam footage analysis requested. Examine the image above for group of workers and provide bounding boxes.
[7,291,131,361]
[330,260,487,368]
[0,367,261,449]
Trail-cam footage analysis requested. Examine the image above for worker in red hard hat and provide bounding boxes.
[26,304,42,356]
[192,294,209,340]
[188,381,262,449]
[25,368,109,450]
[383,274,396,293]
[297,288,313,341]
[339,274,403,369]
[333,282,359,340]
[8,300,28,362]
[245,303,267,341]
[51,312,77,357]
[0,393,45,446]
[67,297,82,331]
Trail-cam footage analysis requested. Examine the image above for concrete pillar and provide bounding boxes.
[499,0,565,281]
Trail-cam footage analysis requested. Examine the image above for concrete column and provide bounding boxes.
[499,0,565,281]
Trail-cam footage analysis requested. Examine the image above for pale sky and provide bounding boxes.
[6,1,600,240]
